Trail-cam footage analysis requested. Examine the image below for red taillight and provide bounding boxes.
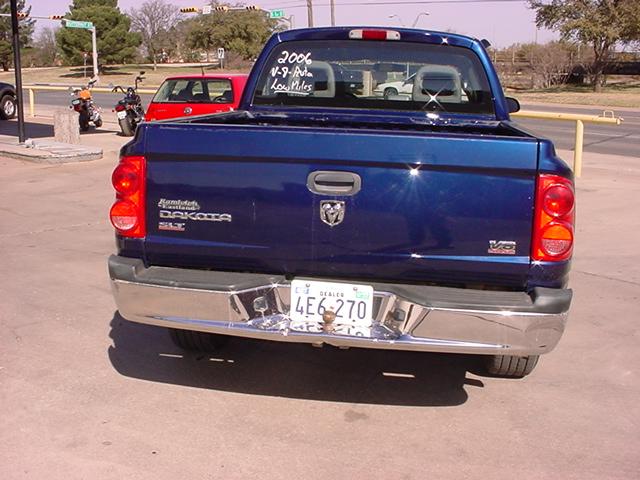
[112,163,139,195]
[349,29,400,41]
[532,174,575,261]
[110,155,145,238]
[115,104,126,111]
[542,183,574,217]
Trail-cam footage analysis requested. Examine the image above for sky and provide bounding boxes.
[30,0,557,49]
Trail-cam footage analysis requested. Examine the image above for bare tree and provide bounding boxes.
[33,27,59,67]
[524,41,577,88]
[130,0,180,69]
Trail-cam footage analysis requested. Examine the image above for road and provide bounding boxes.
[1,126,639,478]
[517,104,640,158]
[25,89,640,158]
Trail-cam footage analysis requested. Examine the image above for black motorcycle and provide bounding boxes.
[70,78,102,131]
[111,71,145,136]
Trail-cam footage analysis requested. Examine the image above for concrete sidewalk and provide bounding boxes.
[0,113,130,163]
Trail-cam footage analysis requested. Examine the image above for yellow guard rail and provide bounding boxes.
[512,109,623,177]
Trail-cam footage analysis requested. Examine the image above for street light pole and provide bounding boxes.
[388,14,405,26]
[91,26,98,78]
[411,12,430,28]
[283,15,295,29]
[9,0,25,142]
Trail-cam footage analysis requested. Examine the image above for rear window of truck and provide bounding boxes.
[253,40,494,115]
[153,79,233,103]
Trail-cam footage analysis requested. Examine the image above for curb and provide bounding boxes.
[0,139,103,163]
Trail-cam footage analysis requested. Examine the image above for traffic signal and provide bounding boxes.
[179,7,200,13]
[17,11,29,19]
[214,6,229,11]
[49,15,65,20]
[245,5,260,10]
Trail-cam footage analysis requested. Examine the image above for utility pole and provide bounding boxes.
[330,0,335,26]
[306,0,313,27]
[9,0,25,142]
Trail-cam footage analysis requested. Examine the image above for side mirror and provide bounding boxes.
[506,97,520,113]
[140,71,145,75]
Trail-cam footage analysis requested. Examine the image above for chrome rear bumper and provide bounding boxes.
[109,255,571,356]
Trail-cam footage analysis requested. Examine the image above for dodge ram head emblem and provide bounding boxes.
[320,200,345,227]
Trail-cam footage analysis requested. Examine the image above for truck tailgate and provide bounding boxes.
[142,123,538,288]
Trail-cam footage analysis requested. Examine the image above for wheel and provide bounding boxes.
[168,328,228,352]
[485,355,539,378]
[0,94,16,120]
[94,118,103,128]
[79,112,90,131]
[383,87,398,99]
[118,117,135,136]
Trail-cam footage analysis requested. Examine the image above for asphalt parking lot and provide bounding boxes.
[1,120,639,479]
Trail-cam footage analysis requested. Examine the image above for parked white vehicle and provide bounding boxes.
[373,73,416,98]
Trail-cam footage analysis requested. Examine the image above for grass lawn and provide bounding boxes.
[508,81,640,109]
[0,64,249,90]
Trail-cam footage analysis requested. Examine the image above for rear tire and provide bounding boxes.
[119,117,135,136]
[485,355,539,378]
[168,328,228,352]
[94,118,102,128]
[0,94,17,120]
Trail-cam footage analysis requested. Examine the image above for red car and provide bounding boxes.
[145,74,248,121]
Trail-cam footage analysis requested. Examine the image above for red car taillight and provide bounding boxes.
[110,155,146,238]
[532,174,575,261]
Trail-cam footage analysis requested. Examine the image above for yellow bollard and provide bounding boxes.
[573,119,584,178]
[29,88,34,117]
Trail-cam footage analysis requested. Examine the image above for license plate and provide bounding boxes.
[290,280,373,332]
[116,110,127,119]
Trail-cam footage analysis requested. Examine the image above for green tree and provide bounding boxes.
[529,0,640,91]
[184,2,279,62]
[0,0,35,71]
[56,0,141,67]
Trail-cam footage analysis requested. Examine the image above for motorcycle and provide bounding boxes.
[111,71,145,136]
[70,78,102,131]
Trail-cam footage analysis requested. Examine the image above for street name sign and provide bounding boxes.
[269,10,285,19]
[63,20,94,29]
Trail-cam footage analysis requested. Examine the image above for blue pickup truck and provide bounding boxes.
[108,27,574,378]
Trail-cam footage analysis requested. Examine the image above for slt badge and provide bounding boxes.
[320,200,345,227]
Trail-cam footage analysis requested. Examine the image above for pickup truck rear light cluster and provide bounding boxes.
[532,174,575,262]
[110,155,146,238]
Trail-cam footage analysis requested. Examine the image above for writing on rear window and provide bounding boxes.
[269,50,315,95]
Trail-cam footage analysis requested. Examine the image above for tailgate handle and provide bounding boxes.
[307,171,361,196]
